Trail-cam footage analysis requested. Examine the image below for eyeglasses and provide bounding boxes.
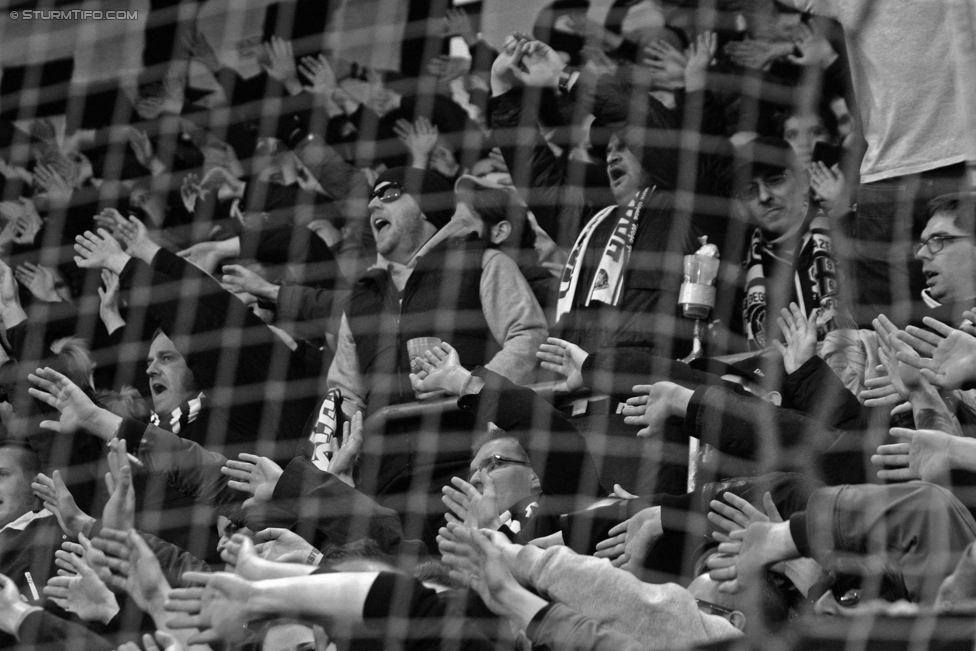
[737,172,791,200]
[696,599,738,619]
[913,234,972,256]
[370,181,404,203]
[469,454,532,482]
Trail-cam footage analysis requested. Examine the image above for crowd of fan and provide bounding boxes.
[0,0,974,649]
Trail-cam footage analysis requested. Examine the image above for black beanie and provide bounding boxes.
[374,167,455,230]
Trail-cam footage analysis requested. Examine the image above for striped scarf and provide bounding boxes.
[149,393,204,435]
[555,187,653,322]
[742,211,842,349]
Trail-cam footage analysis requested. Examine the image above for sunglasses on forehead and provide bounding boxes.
[370,182,404,203]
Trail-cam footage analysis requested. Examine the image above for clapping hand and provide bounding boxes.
[771,302,817,375]
[684,31,717,93]
[442,474,502,530]
[15,262,63,303]
[872,426,954,485]
[642,39,688,90]
[536,337,588,392]
[409,342,468,396]
[895,316,976,391]
[220,453,283,509]
[165,571,253,645]
[74,229,130,275]
[621,382,685,438]
[593,506,663,576]
[43,536,118,624]
[261,36,300,94]
[809,162,847,212]
[31,470,95,537]
[331,411,363,488]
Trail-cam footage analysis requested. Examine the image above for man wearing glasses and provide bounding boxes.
[328,167,546,421]
[735,137,849,350]
[914,193,976,322]
[327,168,547,514]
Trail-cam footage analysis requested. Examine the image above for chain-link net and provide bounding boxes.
[0,0,975,649]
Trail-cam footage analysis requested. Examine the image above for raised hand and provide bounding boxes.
[74,229,130,275]
[787,21,837,68]
[92,207,129,239]
[896,317,976,390]
[220,264,277,301]
[177,240,229,275]
[426,56,471,87]
[11,201,43,245]
[684,31,716,93]
[442,474,502,530]
[102,438,136,530]
[127,127,158,172]
[393,117,440,170]
[33,163,73,206]
[874,315,928,399]
[261,36,300,94]
[0,218,18,250]
[409,342,469,396]
[536,337,588,392]
[31,470,95,537]
[724,38,792,70]
[771,302,817,375]
[220,453,283,509]
[642,39,688,90]
[222,533,274,579]
[253,528,317,564]
[165,571,253,645]
[708,491,781,544]
[331,411,363,488]
[872,426,954,485]
[490,35,529,96]
[92,528,171,614]
[0,573,38,635]
[298,53,338,97]
[621,382,691,438]
[438,524,528,617]
[808,162,847,212]
[593,506,663,575]
[115,215,160,264]
[27,366,120,440]
[443,7,477,45]
[43,538,118,624]
[15,262,62,303]
[860,315,924,410]
[98,269,125,333]
[184,30,221,72]
[515,39,567,88]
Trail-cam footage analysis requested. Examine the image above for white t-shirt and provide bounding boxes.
[793,0,970,182]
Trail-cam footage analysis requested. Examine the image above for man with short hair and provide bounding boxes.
[914,193,976,322]
[413,343,604,545]
[773,0,973,325]
[734,137,848,349]
[0,443,62,604]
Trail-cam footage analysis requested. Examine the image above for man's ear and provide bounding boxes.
[490,220,512,245]
[764,390,782,407]
[729,610,746,631]
[530,471,542,492]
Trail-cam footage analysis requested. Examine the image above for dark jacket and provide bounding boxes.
[345,237,499,416]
